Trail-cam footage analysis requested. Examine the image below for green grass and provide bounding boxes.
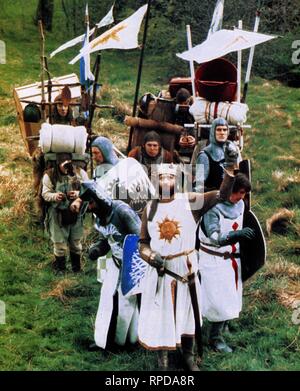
[0,0,299,371]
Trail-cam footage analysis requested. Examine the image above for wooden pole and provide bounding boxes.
[88,53,101,178]
[186,25,196,99]
[38,20,46,121]
[127,0,152,153]
[237,20,243,103]
[44,57,53,124]
[242,10,261,103]
[186,24,196,100]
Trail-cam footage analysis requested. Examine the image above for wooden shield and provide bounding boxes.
[239,159,251,211]
[240,210,266,282]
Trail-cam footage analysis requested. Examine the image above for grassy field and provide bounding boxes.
[0,0,299,371]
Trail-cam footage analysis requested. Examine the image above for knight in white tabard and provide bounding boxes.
[198,173,255,353]
[138,144,238,371]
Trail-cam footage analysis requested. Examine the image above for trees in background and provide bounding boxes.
[142,0,300,85]
[37,0,299,85]
[35,0,54,31]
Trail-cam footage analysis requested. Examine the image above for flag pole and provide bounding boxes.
[38,20,47,122]
[85,3,90,94]
[81,3,91,94]
[237,20,243,103]
[186,25,196,99]
[241,8,261,103]
[44,57,53,124]
[127,0,152,152]
[88,53,102,178]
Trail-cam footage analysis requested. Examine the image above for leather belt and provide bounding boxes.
[199,244,240,260]
[163,249,194,260]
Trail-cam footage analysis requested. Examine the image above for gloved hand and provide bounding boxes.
[88,239,110,260]
[224,140,239,168]
[149,252,165,276]
[227,228,255,244]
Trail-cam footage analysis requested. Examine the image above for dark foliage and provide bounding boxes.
[35,0,54,31]
[49,0,300,84]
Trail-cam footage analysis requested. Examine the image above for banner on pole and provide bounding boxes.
[69,4,148,64]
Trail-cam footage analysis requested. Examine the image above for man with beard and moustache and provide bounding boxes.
[70,182,141,352]
[128,131,177,178]
[137,141,238,371]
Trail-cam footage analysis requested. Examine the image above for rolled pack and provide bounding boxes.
[39,123,87,154]
[189,98,249,125]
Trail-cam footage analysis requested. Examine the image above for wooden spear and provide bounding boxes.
[127,0,152,153]
[241,7,261,103]
[38,20,46,121]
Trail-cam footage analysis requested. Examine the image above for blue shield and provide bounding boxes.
[121,234,148,297]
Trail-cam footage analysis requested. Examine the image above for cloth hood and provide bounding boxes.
[204,118,229,162]
[92,136,119,166]
[80,180,113,221]
[214,199,244,220]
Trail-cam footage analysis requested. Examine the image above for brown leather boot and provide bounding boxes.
[181,336,200,371]
[157,350,169,371]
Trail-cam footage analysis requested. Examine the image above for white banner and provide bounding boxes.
[50,4,115,58]
[177,28,277,64]
[69,4,148,65]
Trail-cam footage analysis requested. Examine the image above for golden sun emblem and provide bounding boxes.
[91,24,127,49]
[157,217,181,243]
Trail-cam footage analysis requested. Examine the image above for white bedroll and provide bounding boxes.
[190,98,248,125]
[13,73,81,156]
[39,123,88,155]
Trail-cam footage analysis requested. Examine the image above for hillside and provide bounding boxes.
[0,0,299,371]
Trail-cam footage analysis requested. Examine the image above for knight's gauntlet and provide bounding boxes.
[149,252,164,270]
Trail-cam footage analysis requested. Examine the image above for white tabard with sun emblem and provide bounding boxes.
[138,193,203,350]
[147,194,197,256]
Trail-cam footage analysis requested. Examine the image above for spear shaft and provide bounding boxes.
[127,0,152,152]
[38,20,46,121]
[241,8,261,103]
[88,53,101,178]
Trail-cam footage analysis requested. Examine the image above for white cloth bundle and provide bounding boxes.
[39,123,87,154]
[189,98,249,125]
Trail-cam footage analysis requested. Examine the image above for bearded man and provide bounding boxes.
[137,141,238,371]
